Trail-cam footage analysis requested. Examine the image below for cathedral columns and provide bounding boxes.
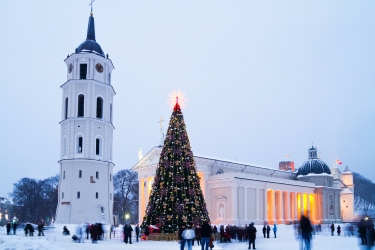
[278,191,284,224]
[294,192,298,220]
[255,188,260,221]
[243,187,248,221]
[271,190,276,224]
[231,186,238,222]
[285,191,291,222]
[264,189,268,222]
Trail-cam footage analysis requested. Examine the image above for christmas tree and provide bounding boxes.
[141,96,210,233]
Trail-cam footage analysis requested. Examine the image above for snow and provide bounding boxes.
[0,224,366,250]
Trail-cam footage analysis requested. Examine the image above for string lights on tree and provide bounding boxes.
[141,91,210,233]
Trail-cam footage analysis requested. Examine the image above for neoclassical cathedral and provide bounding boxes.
[55,12,115,224]
[133,145,354,225]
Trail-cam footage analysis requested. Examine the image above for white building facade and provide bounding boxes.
[55,13,115,224]
[133,146,354,225]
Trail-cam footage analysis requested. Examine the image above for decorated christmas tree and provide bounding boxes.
[141,93,210,233]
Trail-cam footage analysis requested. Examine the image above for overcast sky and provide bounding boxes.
[1,1,374,198]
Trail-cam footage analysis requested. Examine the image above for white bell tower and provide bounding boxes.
[55,12,115,224]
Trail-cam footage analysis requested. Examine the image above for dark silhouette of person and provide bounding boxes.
[266,225,271,238]
[247,222,257,250]
[135,224,140,242]
[330,223,335,236]
[262,225,266,238]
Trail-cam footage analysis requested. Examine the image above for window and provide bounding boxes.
[101,207,104,213]
[216,169,224,175]
[77,191,80,199]
[65,97,68,119]
[62,192,64,199]
[96,192,98,199]
[108,73,111,85]
[110,174,112,181]
[110,193,112,200]
[96,138,100,155]
[63,171,65,179]
[77,95,84,117]
[110,104,113,123]
[79,170,82,178]
[80,64,87,79]
[96,171,99,179]
[96,97,103,118]
[77,137,83,153]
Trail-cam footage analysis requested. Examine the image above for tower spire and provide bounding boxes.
[86,13,96,41]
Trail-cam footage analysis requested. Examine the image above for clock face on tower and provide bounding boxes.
[68,63,73,73]
[96,63,104,73]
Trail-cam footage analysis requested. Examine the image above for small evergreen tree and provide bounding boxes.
[141,100,210,233]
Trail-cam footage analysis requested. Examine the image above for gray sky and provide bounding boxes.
[1,1,374,198]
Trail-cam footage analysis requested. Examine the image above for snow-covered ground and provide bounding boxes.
[0,224,366,250]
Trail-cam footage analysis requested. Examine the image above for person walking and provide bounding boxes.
[37,222,45,236]
[201,221,212,250]
[182,223,196,250]
[247,222,257,250]
[262,225,266,238]
[266,225,271,238]
[358,219,367,245]
[273,224,277,238]
[178,224,187,250]
[330,223,335,236]
[86,224,90,239]
[337,225,341,236]
[124,224,133,244]
[90,224,98,244]
[6,222,11,235]
[194,225,202,246]
[300,212,313,250]
[12,221,18,235]
[135,224,140,242]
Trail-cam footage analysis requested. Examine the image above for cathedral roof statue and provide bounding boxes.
[296,145,331,176]
[76,13,105,57]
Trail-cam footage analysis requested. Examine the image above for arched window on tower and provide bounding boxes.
[77,94,84,117]
[65,97,68,119]
[77,136,83,154]
[95,137,102,156]
[96,97,103,119]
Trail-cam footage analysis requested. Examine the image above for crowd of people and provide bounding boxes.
[2,214,375,249]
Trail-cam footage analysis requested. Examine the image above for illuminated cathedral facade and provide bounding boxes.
[133,145,354,225]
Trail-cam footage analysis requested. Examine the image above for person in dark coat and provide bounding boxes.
[24,223,30,236]
[85,224,90,239]
[29,223,35,236]
[358,219,367,245]
[38,222,45,236]
[194,225,202,246]
[201,221,212,250]
[96,223,103,240]
[266,225,271,238]
[262,225,266,238]
[330,223,335,236]
[63,226,70,235]
[247,222,257,250]
[337,225,341,236]
[178,224,187,250]
[124,224,133,244]
[135,224,140,242]
[90,224,98,243]
[300,213,313,250]
[6,222,11,235]
[12,222,18,235]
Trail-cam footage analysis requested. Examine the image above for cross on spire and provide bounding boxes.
[89,0,95,13]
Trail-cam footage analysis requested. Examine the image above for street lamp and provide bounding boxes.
[125,214,130,224]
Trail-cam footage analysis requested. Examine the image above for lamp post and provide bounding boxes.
[125,214,130,224]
